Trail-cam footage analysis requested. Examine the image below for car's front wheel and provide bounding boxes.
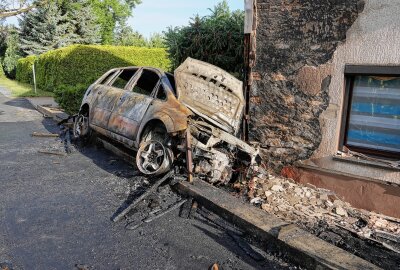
[136,126,173,176]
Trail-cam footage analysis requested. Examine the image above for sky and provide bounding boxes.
[128,0,243,38]
[5,1,244,38]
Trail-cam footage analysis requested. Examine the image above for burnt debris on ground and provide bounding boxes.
[112,171,298,269]
[35,113,395,269]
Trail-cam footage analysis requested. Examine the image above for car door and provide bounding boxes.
[107,69,161,145]
[90,69,137,130]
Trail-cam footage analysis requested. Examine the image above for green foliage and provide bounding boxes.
[0,24,8,58]
[3,28,22,78]
[16,44,170,112]
[148,33,166,48]
[114,22,147,47]
[54,83,87,114]
[0,62,4,77]
[114,22,166,48]
[33,44,170,92]
[19,0,101,55]
[90,0,141,44]
[15,55,36,84]
[164,0,244,77]
[0,75,52,97]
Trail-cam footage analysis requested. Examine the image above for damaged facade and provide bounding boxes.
[248,0,400,217]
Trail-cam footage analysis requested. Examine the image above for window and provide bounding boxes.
[131,69,160,96]
[99,70,117,85]
[110,69,138,89]
[341,66,400,158]
[166,72,176,95]
[155,84,167,100]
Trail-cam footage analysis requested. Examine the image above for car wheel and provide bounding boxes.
[136,140,173,175]
[73,113,90,139]
[136,127,173,175]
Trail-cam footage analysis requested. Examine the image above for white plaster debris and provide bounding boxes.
[244,173,400,246]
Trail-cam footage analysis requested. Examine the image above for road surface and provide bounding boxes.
[0,92,296,270]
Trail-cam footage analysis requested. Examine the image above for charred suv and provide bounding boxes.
[74,58,260,184]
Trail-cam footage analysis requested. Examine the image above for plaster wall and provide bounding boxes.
[315,0,400,158]
[311,0,400,182]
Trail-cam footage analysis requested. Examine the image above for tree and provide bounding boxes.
[2,27,21,78]
[164,1,244,77]
[114,21,147,47]
[90,0,141,44]
[63,0,101,45]
[0,23,9,57]
[0,0,45,18]
[19,0,100,55]
[114,22,165,48]
[148,33,166,48]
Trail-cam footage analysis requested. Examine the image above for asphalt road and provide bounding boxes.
[0,93,296,270]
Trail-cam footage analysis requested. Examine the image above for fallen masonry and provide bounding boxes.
[242,172,400,268]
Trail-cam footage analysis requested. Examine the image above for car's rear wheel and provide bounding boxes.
[73,113,90,139]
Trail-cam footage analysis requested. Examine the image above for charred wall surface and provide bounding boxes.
[250,0,364,171]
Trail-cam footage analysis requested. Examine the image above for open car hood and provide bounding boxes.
[175,58,244,135]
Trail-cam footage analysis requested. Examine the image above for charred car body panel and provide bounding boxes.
[175,58,244,135]
[77,58,259,184]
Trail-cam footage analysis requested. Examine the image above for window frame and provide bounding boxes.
[153,81,168,101]
[125,68,162,98]
[108,68,140,90]
[339,65,400,159]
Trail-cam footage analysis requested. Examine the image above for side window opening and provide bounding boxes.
[110,69,138,89]
[131,69,160,96]
[166,72,176,95]
[99,71,117,85]
[156,84,167,100]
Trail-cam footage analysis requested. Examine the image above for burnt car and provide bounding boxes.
[74,58,259,184]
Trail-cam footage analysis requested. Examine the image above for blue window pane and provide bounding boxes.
[346,76,400,154]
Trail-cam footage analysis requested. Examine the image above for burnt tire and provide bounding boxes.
[73,113,91,140]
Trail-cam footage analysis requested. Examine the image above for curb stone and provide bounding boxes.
[35,104,69,122]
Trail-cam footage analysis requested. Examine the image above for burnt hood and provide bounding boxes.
[174,58,244,135]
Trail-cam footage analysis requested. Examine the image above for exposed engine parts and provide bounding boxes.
[178,119,259,184]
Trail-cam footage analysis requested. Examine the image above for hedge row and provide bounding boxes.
[15,55,36,84]
[16,45,171,113]
[17,45,171,91]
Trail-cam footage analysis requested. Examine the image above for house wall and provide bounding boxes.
[251,0,399,175]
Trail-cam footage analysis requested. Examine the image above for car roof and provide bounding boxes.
[111,66,166,76]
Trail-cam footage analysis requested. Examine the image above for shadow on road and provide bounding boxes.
[4,98,36,110]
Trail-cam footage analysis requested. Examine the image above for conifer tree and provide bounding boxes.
[19,0,100,55]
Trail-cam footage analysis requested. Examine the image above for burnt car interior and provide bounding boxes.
[110,68,138,89]
[105,68,163,99]
[131,69,160,96]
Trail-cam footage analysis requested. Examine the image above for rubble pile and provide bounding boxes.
[240,173,400,251]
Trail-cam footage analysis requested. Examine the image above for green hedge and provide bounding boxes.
[34,45,171,92]
[16,45,171,113]
[54,84,88,115]
[15,55,37,84]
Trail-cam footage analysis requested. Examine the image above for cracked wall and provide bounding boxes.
[250,0,365,172]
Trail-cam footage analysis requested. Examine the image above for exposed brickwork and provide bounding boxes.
[250,0,364,172]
